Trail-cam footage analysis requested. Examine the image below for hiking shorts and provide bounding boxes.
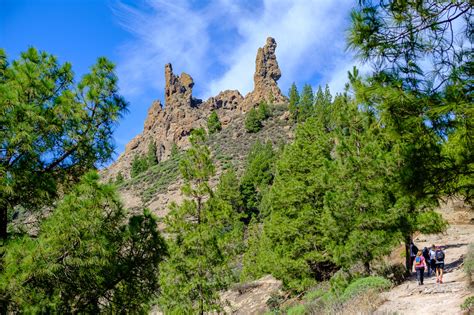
[435,262,444,270]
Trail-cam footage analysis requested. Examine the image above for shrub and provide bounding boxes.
[340,276,391,302]
[115,171,124,185]
[147,141,159,166]
[245,108,263,133]
[207,111,222,134]
[266,293,284,311]
[171,143,179,157]
[257,101,271,120]
[461,296,474,312]
[286,304,306,315]
[131,154,148,178]
[375,263,407,285]
[245,102,272,133]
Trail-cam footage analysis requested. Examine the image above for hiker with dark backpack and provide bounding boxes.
[413,250,427,285]
[422,247,431,276]
[435,246,445,284]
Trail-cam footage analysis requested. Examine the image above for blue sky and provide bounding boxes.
[1,0,357,158]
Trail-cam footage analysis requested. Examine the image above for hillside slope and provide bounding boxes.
[116,103,293,219]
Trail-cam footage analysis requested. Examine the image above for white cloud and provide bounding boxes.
[113,0,212,97]
[207,0,356,97]
[114,0,356,101]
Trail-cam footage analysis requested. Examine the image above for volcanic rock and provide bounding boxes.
[242,37,287,110]
[104,37,287,181]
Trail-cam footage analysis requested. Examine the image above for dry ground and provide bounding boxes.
[375,224,473,315]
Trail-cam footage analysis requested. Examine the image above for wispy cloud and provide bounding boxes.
[113,0,357,101]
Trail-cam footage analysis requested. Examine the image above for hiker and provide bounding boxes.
[435,245,445,284]
[429,244,437,277]
[413,250,427,285]
[422,247,431,276]
[409,240,418,271]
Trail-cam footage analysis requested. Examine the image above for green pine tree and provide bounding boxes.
[115,171,124,185]
[207,111,222,134]
[0,172,167,312]
[257,101,271,121]
[159,129,243,314]
[313,85,333,130]
[240,141,276,220]
[348,0,473,203]
[170,142,179,158]
[131,154,148,178]
[288,83,300,121]
[245,108,263,133]
[0,47,128,239]
[298,84,314,122]
[147,141,159,166]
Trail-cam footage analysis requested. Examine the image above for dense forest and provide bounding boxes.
[0,1,472,313]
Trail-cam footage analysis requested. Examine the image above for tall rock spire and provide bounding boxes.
[164,63,196,107]
[243,37,287,110]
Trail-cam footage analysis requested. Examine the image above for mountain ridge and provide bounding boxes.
[105,37,288,181]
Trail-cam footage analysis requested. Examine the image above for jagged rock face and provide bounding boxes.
[104,37,287,181]
[242,37,287,110]
[164,63,194,107]
[204,90,244,126]
[220,275,283,314]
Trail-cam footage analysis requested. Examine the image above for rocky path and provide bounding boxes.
[376,224,473,315]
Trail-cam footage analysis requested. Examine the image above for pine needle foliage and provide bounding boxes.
[207,111,222,134]
[159,129,244,314]
[0,172,167,313]
[0,48,128,239]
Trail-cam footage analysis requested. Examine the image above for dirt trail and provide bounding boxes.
[375,224,473,315]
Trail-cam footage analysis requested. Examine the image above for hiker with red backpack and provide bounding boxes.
[435,246,446,284]
[413,250,427,285]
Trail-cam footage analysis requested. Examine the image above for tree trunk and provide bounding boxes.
[405,236,411,275]
[0,206,7,240]
[364,261,371,275]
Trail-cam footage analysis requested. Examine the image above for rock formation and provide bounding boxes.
[242,37,287,110]
[164,63,202,108]
[105,37,287,180]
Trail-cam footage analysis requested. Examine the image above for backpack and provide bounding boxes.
[436,250,445,261]
[415,256,421,264]
[422,247,429,257]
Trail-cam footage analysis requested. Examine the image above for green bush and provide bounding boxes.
[131,154,149,178]
[245,108,263,133]
[286,304,306,315]
[465,243,474,285]
[266,293,284,311]
[257,101,271,120]
[303,287,327,302]
[207,111,222,134]
[375,263,407,285]
[461,296,474,312]
[245,102,272,133]
[329,270,352,296]
[302,276,390,314]
[340,276,391,302]
[115,171,124,185]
